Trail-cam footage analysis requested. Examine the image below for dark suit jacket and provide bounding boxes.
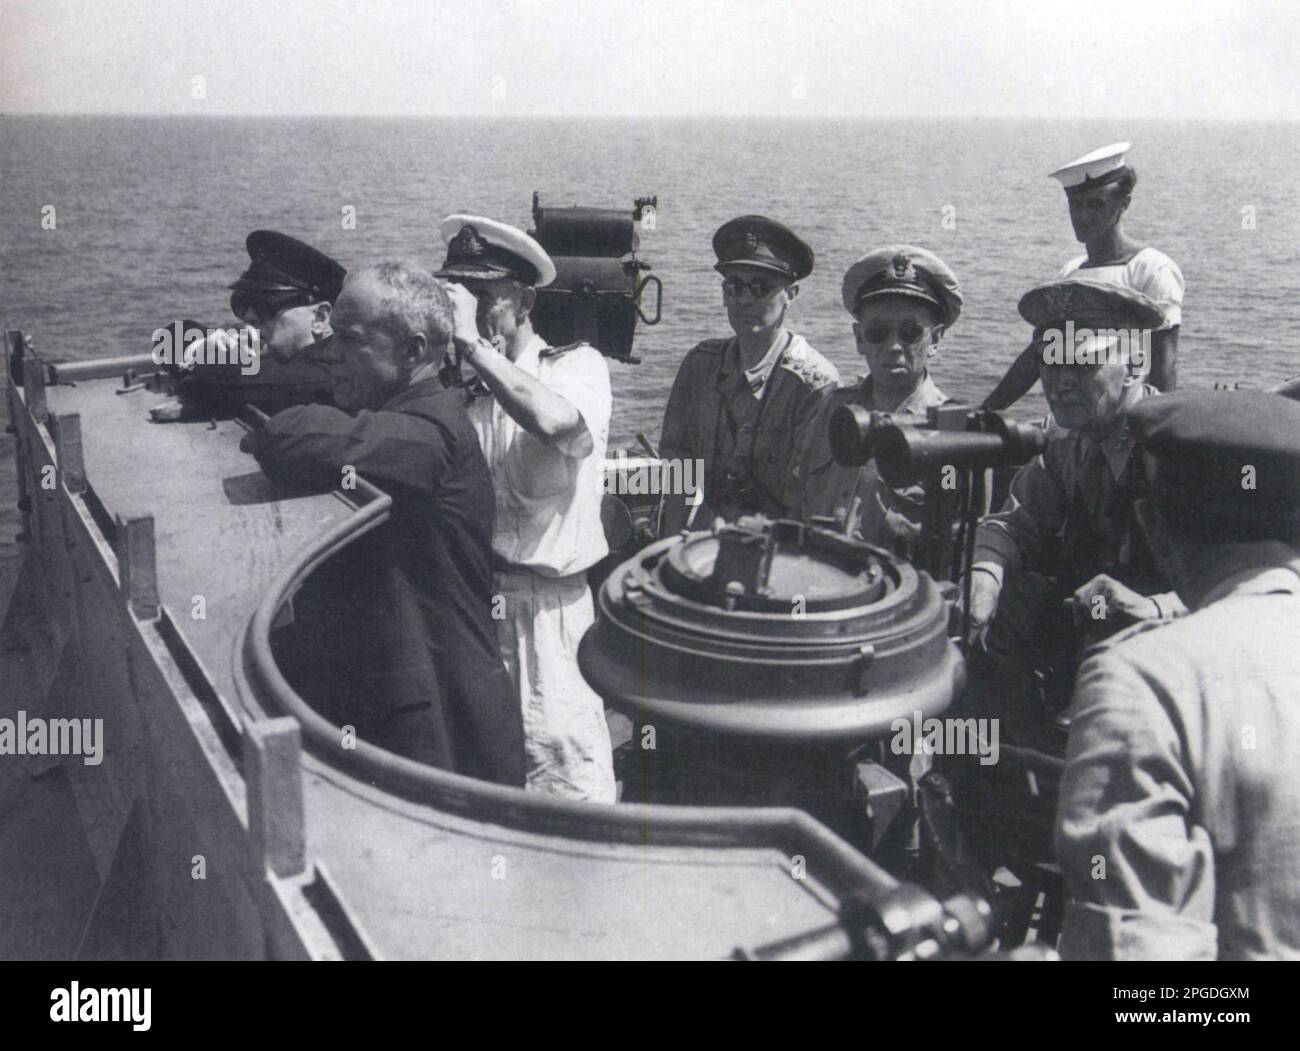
[251,374,525,787]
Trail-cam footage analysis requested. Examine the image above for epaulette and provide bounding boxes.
[539,340,595,360]
[825,385,860,411]
[801,384,858,469]
[779,342,840,389]
[683,338,731,360]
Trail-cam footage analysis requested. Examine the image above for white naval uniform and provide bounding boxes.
[1058,246,1185,330]
[468,334,616,802]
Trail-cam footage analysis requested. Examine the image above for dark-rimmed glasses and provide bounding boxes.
[722,276,780,300]
[861,320,927,345]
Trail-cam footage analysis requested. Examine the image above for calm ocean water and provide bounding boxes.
[3,116,1299,591]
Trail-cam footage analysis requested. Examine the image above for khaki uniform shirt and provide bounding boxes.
[802,372,949,546]
[973,385,1176,608]
[1057,551,1300,960]
[659,333,839,521]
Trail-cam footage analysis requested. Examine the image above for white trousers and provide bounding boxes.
[493,566,617,803]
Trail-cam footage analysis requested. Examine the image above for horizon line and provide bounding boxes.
[4,110,1298,122]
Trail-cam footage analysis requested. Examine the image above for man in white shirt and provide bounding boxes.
[437,215,617,802]
[985,143,1185,409]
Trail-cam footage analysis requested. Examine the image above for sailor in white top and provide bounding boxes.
[437,215,617,803]
[985,143,1185,409]
[1057,246,1183,329]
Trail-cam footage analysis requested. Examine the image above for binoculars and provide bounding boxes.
[829,404,1048,486]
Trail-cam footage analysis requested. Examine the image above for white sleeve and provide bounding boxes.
[544,345,612,459]
[1135,252,1185,329]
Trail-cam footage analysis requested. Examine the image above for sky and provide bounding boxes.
[2,0,1298,119]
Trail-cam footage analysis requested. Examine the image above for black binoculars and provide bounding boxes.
[829,404,1048,486]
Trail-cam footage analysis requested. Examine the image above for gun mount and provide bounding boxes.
[528,192,662,363]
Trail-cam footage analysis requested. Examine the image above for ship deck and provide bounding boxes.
[3,354,903,959]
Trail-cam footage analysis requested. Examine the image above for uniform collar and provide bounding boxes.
[718,332,785,372]
[859,370,947,416]
[718,332,801,398]
[742,332,794,395]
[1097,420,1137,479]
[1198,548,1300,608]
[1058,383,1149,479]
[512,332,549,372]
[1095,384,1152,478]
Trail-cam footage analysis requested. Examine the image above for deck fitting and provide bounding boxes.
[115,515,160,620]
[244,717,306,880]
[53,413,87,495]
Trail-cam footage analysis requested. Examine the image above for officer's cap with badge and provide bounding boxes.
[1049,141,1133,198]
[436,214,557,288]
[229,231,346,305]
[1019,278,1164,334]
[712,216,814,283]
[1130,390,1300,543]
[841,245,963,328]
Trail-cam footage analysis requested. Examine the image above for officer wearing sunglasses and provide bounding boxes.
[659,215,839,531]
[802,245,962,551]
[152,230,345,420]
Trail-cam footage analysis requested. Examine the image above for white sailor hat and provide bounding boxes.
[841,245,963,328]
[436,214,557,288]
[1049,142,1132,197]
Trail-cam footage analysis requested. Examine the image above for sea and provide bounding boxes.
[3,115,1299,600]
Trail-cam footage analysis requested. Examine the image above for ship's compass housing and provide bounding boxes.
[580,516,963,745]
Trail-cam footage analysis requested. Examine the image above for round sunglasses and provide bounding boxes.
[860,319,929,345]
[721,275,783,299]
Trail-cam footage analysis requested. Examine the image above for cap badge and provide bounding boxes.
[451,224,486,258]
[742,232,759,253]
[889,254,915,282]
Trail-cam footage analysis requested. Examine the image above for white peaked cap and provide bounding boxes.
[436,214,557,289]
[1049,142,1132,193]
